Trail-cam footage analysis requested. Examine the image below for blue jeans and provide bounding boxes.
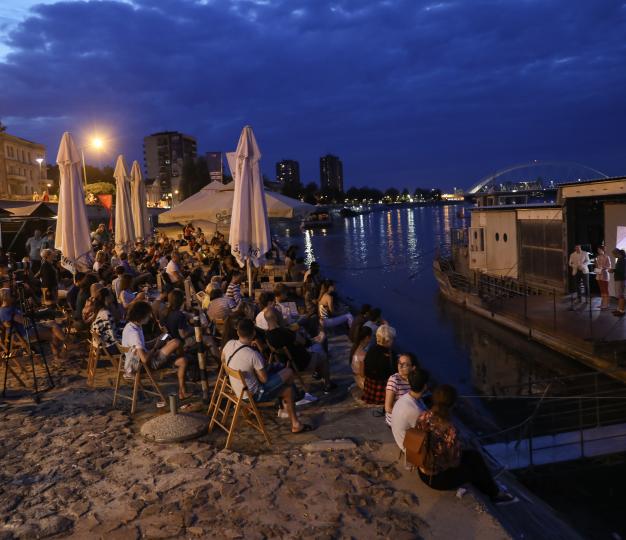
[254,372,287,403]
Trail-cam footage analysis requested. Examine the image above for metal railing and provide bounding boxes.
[474,371,626,468]
[437,257,626,364]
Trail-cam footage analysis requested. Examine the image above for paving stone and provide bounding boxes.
[302,439,357,452]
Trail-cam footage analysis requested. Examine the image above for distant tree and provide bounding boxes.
[85,182,115,196]
[384,187,399,200]
[195,156,210,191]
[302,182,319,205]
[84,164,114,184]
[0,120,6,133]
[181,157,197,200]
[281,178,304,199]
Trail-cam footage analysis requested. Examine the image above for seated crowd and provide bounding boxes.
[12,223,517,503]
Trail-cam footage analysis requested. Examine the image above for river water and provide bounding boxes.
[273,204,626,539]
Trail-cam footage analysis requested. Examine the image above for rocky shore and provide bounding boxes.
[0,336,518,539]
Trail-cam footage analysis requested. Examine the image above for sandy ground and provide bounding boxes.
[0,334,555,539]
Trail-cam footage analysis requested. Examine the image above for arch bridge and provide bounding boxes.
[467,160,608,194]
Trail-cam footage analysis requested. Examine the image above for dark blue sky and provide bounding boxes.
[1,0,625,191]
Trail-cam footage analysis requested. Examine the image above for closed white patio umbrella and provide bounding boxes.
[54,132,93,273]
[229,126,270,296]
[114,155,135,252]
[130,160,150,241]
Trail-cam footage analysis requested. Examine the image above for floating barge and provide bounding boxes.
[435,176,626,381]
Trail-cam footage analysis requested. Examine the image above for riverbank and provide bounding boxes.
[0,336,518,540]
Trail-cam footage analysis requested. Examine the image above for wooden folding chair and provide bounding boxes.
[0,324,27,388]
[86,331,122,387]
[207,361,272,450]
[112,347,167,415]
[267,342,309,393]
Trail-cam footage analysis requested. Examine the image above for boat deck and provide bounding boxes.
[493,295,626,349]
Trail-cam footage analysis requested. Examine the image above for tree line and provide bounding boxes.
[281,181,442,205]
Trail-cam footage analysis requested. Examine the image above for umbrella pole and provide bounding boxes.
[247,260,253,298]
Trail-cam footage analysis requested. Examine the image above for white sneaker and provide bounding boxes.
[296,393,318,407]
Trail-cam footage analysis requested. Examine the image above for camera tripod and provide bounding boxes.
[1,281,54,403]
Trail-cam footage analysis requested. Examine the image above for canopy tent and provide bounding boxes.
[130,160,150,241]
[158,184,313,225]
[54,132,93,273]
[114,155,135,251]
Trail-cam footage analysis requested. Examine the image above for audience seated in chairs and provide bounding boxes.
[350,325,372,391]
[91,288,122,355]
[384,352,419,426]
[362,324,396,405]
[0,287,67,359]
[263,308,335,393]
[221,318,313,434]
[121,301,190,401]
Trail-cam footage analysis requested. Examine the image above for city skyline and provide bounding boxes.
[1,1,625,191]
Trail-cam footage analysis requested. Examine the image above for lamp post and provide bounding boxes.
[35,157,43,180]
[81,137,104,187]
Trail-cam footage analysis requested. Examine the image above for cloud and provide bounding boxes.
[0,0,625,189]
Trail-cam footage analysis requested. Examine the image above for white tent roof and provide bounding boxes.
[159,184,313,225]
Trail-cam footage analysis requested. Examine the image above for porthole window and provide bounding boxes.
[495,233,500,241]
[503,233,508,242]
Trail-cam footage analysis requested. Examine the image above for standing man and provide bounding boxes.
[569,244,590,302]
[610,249,625,317]
[25,229,43,272]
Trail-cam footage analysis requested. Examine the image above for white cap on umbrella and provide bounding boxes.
[130,160,150,241]
[54,132,93,273]
[114,154,135,251]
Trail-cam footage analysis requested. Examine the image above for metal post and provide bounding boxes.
[524,292,528,321]
[578,397,584,459]
[81,148,88,188]
[169,394,177,414]
[194,321,209,404]
[553,288,557,330]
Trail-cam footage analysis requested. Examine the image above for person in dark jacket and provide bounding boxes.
[362,324,396,404]
[610,249,625,316]
[38,249,58,304]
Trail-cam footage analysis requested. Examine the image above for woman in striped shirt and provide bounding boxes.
[318,280,354,329]
[384,352,418,425]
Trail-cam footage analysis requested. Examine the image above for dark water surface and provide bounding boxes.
[275,205,581,391]
[273,205,626,539]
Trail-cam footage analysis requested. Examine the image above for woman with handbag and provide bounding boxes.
[414,384,518,505]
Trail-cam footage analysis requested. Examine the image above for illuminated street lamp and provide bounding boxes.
[35,157,44,180]
[81,136,105,187]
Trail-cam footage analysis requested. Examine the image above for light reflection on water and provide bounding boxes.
[275,205,582,393]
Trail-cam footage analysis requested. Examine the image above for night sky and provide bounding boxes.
[1,0,625,191]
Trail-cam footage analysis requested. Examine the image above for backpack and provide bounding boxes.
[404,427,435,473]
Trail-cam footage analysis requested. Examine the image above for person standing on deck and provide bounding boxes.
[610,249,625,317]
[595,247,612,310]
[569,245,590,302]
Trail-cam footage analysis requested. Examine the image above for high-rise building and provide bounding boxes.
[276,160,300,185]
[0,131,47,197]
[206,152,224,183]
[320,154,343,192]
[143,131,197,193]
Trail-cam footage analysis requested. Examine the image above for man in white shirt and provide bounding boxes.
[221,319,312,434]
[255,292,276,330]
[166,252,183,285]
[569,245,590,302]
[391,369,429,451]
[121,301,189,400]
